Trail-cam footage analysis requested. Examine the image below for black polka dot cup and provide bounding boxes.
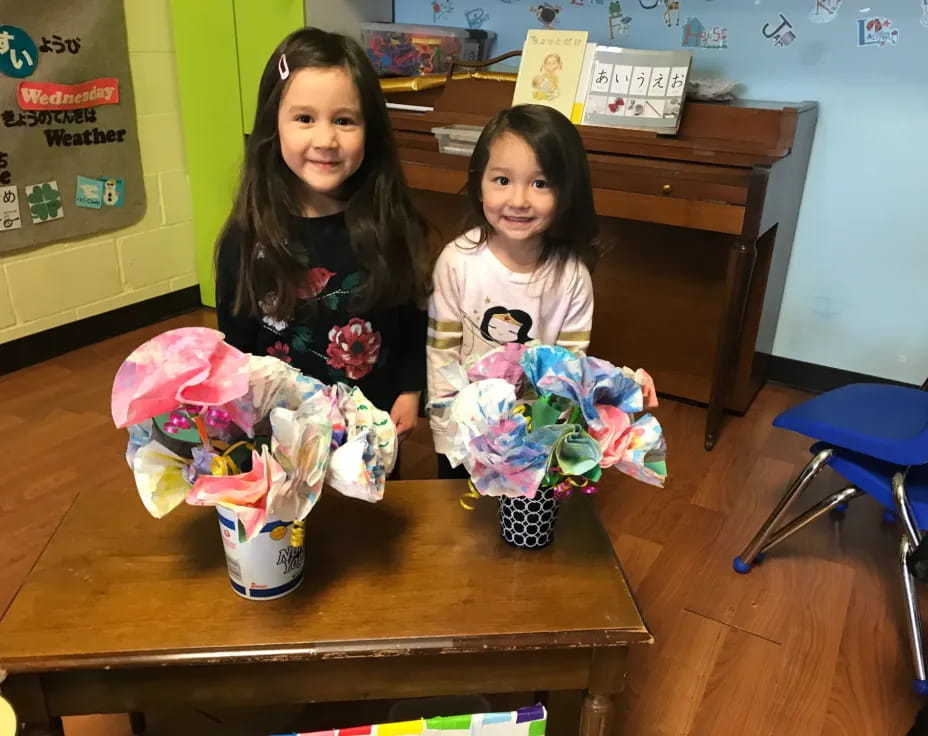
[498,486,560,549]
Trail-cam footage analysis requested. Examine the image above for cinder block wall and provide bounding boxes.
[0,0,197,344]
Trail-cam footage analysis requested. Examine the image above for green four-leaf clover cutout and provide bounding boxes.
[27,183,62,221]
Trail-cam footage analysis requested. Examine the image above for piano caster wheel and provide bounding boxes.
[705,435,716,451]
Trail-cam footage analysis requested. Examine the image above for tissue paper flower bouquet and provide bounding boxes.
[429,344,667,549]
[111,327,397,600]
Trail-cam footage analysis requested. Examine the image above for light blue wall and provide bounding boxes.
[395,0,928,382]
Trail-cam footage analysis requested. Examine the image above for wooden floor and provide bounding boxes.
[0,309,922,735]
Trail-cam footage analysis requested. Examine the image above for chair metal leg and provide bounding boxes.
[899,535,928,695]
[891,471,928,695]
[893,471,922,548]
[756,486,863,556]
[733,448,833,573]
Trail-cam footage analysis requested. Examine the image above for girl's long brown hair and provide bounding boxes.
[216,27,429,321]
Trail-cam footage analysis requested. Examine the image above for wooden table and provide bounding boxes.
[0,480,650,734]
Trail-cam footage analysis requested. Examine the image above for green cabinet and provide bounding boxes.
[170,1,390,305]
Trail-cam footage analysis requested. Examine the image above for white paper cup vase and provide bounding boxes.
[498,486,560,549]
[216,506,305,600]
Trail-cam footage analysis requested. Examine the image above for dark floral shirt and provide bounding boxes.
[216,213,426,412]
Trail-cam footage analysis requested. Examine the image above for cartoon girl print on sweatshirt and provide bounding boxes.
[480,306,533,344]
[461,304,535,359]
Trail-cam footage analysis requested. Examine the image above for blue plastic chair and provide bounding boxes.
[732,379,928,693]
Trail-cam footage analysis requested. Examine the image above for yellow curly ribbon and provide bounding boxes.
[552,474,597,500]
[460,480,481,511]
[290,520,305,548]
[210,455,235,476]
[209,440,255,477]
[512,404,532,431]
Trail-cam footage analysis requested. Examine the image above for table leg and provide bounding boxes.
[3,674,63,735]
[20,721,63,736]
[705,239,757,451]
[130,711,148,734]
[579,648,629,736]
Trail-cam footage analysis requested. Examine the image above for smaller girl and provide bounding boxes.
[427,104,605,477]
[215,28,430,439]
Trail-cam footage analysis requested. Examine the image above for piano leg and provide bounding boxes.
[705,238,758,450]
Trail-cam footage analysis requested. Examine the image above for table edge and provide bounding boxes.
[0,628,654,673]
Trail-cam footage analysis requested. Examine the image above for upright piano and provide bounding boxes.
[387,73,818,450]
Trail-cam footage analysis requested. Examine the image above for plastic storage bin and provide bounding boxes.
[432,125,484,157]
[362,22,495,77]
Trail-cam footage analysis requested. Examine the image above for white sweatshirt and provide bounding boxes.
[426,230,594,454]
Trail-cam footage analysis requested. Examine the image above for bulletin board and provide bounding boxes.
[0,0,145,254]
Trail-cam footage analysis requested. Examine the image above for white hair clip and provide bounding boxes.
[278,53,290,80]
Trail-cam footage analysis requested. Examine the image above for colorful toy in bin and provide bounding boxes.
[111,327,398,599]
[361,22,495,77]
[429,344,667,549]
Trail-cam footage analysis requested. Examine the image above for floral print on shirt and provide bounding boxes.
[296,267,335,299]
[261,270,383,382]
[326,317,381,380]
[266,341,292,363]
